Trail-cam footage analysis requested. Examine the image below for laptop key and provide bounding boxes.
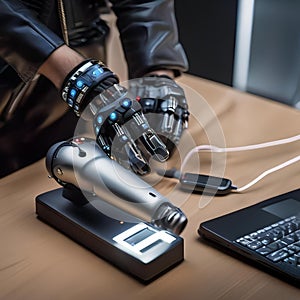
[247,240,262,250]
[268,240,287,251]
[266,249,289,262]
[256,246,273,256]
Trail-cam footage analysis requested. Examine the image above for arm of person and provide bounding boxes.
[37,45,85,89]
[0,0,89,90]
[0,0,65,83]
[37,44,175,89]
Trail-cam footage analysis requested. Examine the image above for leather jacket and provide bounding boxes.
[0,0,188,81]
[0,0,188,177]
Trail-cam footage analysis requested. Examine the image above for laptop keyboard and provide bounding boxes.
[236,216,300,268]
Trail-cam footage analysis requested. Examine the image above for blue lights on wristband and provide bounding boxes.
[91,67,104,78]
[61,60,118,116]
[76,80,84,88]
[70,89,77,98]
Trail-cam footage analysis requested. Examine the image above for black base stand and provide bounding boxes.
[35,188,184,283]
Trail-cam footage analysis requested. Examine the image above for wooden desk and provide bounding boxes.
[1,74,300,299]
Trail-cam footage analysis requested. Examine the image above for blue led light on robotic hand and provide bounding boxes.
[102,145,110,152]
[96,115,103,124]
[121,98,132,108]
[121,135,128,142]
[109,111,118,121]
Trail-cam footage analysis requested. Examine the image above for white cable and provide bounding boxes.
[235,155,300,192]
[180,134,300,192]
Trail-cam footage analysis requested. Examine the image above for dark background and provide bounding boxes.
[174,0,238,86]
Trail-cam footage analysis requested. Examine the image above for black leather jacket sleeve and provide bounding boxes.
[0,0,64,82]
[110,0,189,78]
[0,0,188,82]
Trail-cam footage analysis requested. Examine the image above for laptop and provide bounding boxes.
[198,188,300,286]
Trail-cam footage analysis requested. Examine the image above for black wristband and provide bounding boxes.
[61,60,119,116]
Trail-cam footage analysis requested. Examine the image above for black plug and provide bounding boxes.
[157,168,237,195]
[179,172,237,195]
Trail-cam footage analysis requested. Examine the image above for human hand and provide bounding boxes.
[128,75,189,155]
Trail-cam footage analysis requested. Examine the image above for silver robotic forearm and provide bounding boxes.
[46,138,187,234]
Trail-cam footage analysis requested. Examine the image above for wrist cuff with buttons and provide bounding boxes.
[61,59,119,116]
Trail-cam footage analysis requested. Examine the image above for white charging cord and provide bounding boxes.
[180,134,300,192]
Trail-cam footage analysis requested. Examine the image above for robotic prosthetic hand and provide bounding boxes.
[61,60,169,175]
[129,75,189,155]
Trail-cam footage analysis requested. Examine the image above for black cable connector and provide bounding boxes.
[157,168,237,195]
